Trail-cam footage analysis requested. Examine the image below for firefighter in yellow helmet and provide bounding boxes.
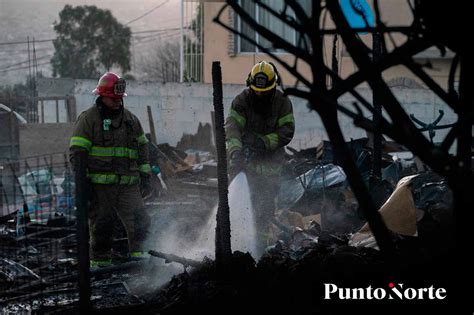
[225,61,295,255]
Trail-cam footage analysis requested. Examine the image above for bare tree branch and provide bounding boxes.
[226,0,312,63]
[253,0,306,33]
[448,54,460,99]
[286,0,310,24]
[330,39,432,98]
[440,125,458,152]
[213,4,312,88]
[308,1,327,91]
[403,58,459,112]
[215,0,468,258]
[327,0,455,179]
[320,26,412,35]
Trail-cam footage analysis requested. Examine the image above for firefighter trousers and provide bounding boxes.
[247,173,280,255]
[89,184,150,260]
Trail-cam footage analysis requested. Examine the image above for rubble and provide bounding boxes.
[350,175,419,248]
[278,163,347,213]
[149,250,202,269]
[139,142,456,311]
[142,230,452,314]
[0,138,456,313]
[0,258,40,288]
[135,158,453,313]
[349,172,454,250]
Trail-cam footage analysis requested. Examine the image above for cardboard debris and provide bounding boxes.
[277,210,305,229]
[350,175,419,247]
[152,143,193,177]
[183,154,199,166]
[303,214,321,229]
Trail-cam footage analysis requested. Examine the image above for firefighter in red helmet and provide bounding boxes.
[70,72,151,267]
[93,72,127,97]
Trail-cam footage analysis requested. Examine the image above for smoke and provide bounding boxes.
[143,172,257,288]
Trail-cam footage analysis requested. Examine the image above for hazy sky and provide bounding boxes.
[0,0,182,84]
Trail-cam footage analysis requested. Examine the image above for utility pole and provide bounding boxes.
[32,37,38,123]
[179,0,184,83]
[27,36,32,123]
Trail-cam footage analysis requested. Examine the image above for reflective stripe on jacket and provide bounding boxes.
[225,88,295,175]
[70,104,151,184]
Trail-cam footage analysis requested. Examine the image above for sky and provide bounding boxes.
[0,0,182,85]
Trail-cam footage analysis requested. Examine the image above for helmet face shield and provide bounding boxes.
[248,61,278,92]
[254,73,269,89]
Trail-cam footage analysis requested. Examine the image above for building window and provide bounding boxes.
[237,0,311,53]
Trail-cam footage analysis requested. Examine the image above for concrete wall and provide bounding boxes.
[36,78,457,154]
[0,110,20,161]
[19,123,75,159]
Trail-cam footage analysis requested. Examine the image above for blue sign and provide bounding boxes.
[340,0,375,34]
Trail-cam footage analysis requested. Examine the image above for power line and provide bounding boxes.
[0,27,179,47]
[0,55,52,71]
[134,30,181,41]
[132,27,181,34]
[125,0,170,25]
[0,61,50,73]
[0,48,52,56]
[134,15,180,28]
[0,36,177,71]
[132,29,181,41]
[133,33,181,46]
[0,38,55,46]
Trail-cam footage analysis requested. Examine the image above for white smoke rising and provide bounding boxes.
[154,173,257,260]
[146,172,257,287]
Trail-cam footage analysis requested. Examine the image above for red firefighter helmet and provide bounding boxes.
[92,72,127,98]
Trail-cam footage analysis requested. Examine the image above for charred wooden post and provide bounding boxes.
[212,61,232,275]
[147,105,157,144]
[74,150,91,312]
[149,250,202,268]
